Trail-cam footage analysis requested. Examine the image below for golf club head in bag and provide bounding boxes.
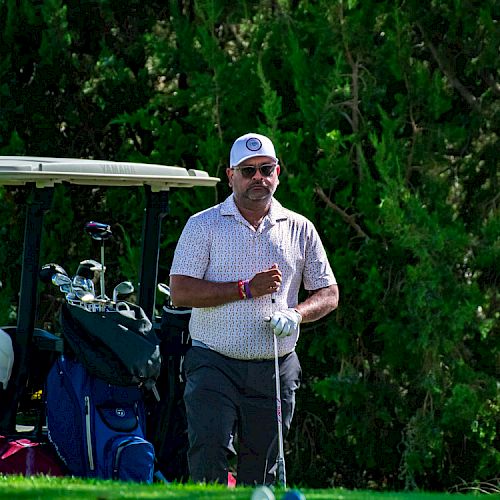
[76,259,102,286]
[157,283,172,307]
[39,263,68,284]
[84,222,112,299]
[84,221,112,241]
[113,281,134,303]
[52,273,72,288]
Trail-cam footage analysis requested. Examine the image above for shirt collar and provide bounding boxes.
[220,194,288,225]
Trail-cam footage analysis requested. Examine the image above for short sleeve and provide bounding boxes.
[302,223,336,290]
[170,215,210,279]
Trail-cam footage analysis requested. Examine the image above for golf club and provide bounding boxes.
[40,263,68,284]
[77,259,103,273]
[157,282,171,307]
[77,259,103,286]
[272,294,286,488]
[74,289,95,303]
[265,293,287,488]
[78,293,131,313]
[77,259,102,289]
[112,281,134,303]
[52,273,72,288]
[84,221,112,299]
[65,292,79,306]
[72,274,93,292]
[157,282,170,296]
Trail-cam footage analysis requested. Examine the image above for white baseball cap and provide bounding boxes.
[229,133,278,167]
[0,328,14,390]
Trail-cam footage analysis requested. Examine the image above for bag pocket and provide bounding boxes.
[97,405,138,433]
[46,357,88,476]
[106,436,155,483]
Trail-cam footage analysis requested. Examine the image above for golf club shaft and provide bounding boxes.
[273,334,286,487]
[100,243,105,298]
[271,293,287,488]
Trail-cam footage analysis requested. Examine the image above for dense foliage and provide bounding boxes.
[0,0,498,491]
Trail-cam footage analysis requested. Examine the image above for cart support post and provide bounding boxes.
[0,185,53,432]
[138,187,169,321]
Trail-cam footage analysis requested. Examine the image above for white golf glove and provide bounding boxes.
[270,308,302,338]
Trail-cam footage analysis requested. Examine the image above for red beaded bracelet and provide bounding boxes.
[237,280,246,300]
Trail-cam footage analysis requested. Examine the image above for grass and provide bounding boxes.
[0,476,497,500]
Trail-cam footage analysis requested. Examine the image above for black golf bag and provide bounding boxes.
[146,302,192,482]
[59,302,161,390]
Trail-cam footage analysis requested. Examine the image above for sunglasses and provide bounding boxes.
[231,163,277,178]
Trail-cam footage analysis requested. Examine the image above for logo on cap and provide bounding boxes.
[246,138,262,151]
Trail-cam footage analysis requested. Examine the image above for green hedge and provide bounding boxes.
[0,0,498,490]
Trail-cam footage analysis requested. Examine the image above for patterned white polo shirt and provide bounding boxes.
[170,194,336,360]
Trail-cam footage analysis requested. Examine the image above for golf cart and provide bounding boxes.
[0,156,219,438]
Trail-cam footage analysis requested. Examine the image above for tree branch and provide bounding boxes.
[339,1,363,181]
[417,22,481,112]
[315,186,370,239]
[482,71,500,97]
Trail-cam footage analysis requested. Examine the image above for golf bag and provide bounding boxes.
[146,303,192,482]
[60,302,161,390]
[46,355,155,482]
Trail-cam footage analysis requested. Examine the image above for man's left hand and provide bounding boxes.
[269,308,302,338]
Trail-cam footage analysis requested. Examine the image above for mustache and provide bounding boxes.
[248,182,269,189]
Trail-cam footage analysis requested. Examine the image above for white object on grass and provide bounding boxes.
[0,328,14,390]
[251,485,275,500]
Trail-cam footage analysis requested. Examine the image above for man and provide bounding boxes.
[169,132,338,485]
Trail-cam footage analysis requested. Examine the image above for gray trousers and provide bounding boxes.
[183,346,301,485]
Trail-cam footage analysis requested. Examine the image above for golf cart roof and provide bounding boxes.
[0,156,219,190]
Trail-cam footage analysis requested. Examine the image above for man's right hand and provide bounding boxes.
[269,308,302,337]
[249,264,281,298]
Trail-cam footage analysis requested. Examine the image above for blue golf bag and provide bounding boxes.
[45,301,160,482]
[46,354,155,482]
